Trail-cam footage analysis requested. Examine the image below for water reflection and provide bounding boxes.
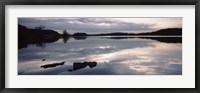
[19,37,59,49]
[73,36,87,40]
[102,36,181,43]
[18,36,182,75]
[62,37,70,44]
[19,36,181,49]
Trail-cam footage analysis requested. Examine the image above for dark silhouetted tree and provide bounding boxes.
[63,30,69,36]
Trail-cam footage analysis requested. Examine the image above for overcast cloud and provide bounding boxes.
[18,18,182,33]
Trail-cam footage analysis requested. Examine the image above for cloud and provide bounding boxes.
[18,18,156,33]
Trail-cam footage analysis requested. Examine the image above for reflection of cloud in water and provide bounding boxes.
[19,60,70,75]
[18,37,160,60]
[97,46,114,49]
[59,63,146,75]
[82,42,181,75]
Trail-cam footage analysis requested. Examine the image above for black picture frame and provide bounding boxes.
[0,0,199,93]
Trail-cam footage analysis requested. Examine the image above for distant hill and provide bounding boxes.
[18,24,60,37]
[88,28,182,36]
[137,28,182,35]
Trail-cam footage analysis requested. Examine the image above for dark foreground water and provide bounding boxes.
[18,36,182,75]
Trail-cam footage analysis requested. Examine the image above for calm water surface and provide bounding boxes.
[18,36,182,75]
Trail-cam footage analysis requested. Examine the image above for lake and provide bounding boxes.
[18,36,182,75]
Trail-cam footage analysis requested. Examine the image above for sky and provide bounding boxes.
[18,17,182,34]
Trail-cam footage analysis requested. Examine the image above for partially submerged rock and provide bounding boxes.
[41,61,65,68]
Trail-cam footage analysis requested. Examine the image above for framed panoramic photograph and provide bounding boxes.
[0,0,200,93]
